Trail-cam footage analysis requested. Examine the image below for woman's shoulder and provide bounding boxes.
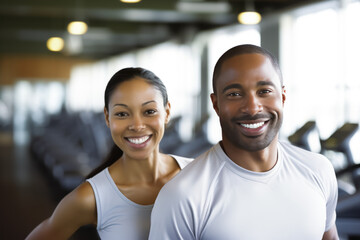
[66,182,96,213]
[48,181,97,228]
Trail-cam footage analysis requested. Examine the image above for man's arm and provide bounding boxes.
[322,225,339,240]
[321,154,339,240]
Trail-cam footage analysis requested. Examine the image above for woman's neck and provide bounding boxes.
[110,152,178,184]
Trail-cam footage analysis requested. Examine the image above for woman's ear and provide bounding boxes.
[282,86,286,105]
[104,107,110,128]
[164,102,171,124]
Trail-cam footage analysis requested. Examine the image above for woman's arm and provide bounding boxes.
[322,225,339,240]
[25,182,97,240]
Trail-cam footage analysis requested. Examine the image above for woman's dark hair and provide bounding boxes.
[86,67,169,179]
[105,67,168,110]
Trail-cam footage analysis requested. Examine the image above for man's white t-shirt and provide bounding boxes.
[149,141,338,240]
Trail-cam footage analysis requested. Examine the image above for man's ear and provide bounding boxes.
[104,107,110,128]
[282,86,286,105]
[164,102,171,124]
[210,93,220,116]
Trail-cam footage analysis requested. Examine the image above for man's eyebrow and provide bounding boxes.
[221,80,277,94]
[222,83,242,93]
[257,80,276,87]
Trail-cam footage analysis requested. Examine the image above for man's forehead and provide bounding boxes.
[215,55,281,89]
[219,54,274,76]
[222,52,268,65]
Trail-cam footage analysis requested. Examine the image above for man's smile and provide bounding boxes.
[240,122,265,129]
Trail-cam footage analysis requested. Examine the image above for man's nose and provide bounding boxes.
[242,94,263,116]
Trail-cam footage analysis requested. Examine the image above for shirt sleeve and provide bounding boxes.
[324,158,338,231]
[149,181,196,240]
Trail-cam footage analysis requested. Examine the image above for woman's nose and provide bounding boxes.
[128,116,145,131]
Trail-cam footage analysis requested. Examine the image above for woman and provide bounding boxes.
[26,67,192,240]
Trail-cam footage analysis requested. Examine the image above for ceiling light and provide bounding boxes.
[120,0,141,3]
[176,2,231,13]
[67,21,88,35]
[238,11,262,25]
[46,37,64,52]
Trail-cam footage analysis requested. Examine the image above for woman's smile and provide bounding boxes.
[125,135,152,148]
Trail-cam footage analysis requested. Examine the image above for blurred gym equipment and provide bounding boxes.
[289,121,360,239]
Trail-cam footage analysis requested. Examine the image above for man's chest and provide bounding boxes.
[198,176,326,240]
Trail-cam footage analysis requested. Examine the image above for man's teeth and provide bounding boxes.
[128,136,150,144]
[241,122,265,129]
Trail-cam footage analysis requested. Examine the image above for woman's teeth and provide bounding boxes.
[241,122,265,129]
[127,136,150,144]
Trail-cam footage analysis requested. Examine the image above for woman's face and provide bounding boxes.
[104,77,170,160]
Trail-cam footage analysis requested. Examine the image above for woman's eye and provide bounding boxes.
[145,109,157,115]
[259,89,272,95]
[115,112,128,118]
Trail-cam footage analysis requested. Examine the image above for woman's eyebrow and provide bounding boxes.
[112,100,156,109]
[142,100,156,106]
[112,103,128,109]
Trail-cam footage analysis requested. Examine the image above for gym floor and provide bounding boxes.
[0,133,98,240]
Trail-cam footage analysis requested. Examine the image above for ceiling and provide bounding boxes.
[0,0,321,60]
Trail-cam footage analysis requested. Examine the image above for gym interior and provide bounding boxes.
[1,0,360,239]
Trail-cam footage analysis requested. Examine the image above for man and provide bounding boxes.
[149,44,339,240]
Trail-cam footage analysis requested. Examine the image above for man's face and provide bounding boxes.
[211,53,286,152]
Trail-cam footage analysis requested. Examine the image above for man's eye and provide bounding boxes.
[227,92,241,97]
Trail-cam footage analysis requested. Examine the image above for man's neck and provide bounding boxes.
[220,140,278,172]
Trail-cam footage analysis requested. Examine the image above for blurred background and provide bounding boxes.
[1,0,360,239]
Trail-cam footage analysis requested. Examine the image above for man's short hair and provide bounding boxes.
[212,44,283,93]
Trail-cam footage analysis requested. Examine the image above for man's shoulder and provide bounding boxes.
[162,144,225,195]
[171,155,194,169]
[279,140,334,175]
[280,140,327,159]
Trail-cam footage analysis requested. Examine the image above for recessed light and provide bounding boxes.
[120,0,141,3]
[47,37,64,52]
[238,11,262,25]
[67,21,88,35]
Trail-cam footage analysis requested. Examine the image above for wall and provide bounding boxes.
[0,55,93,85]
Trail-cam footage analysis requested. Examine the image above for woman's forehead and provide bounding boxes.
[110,79,163,105]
